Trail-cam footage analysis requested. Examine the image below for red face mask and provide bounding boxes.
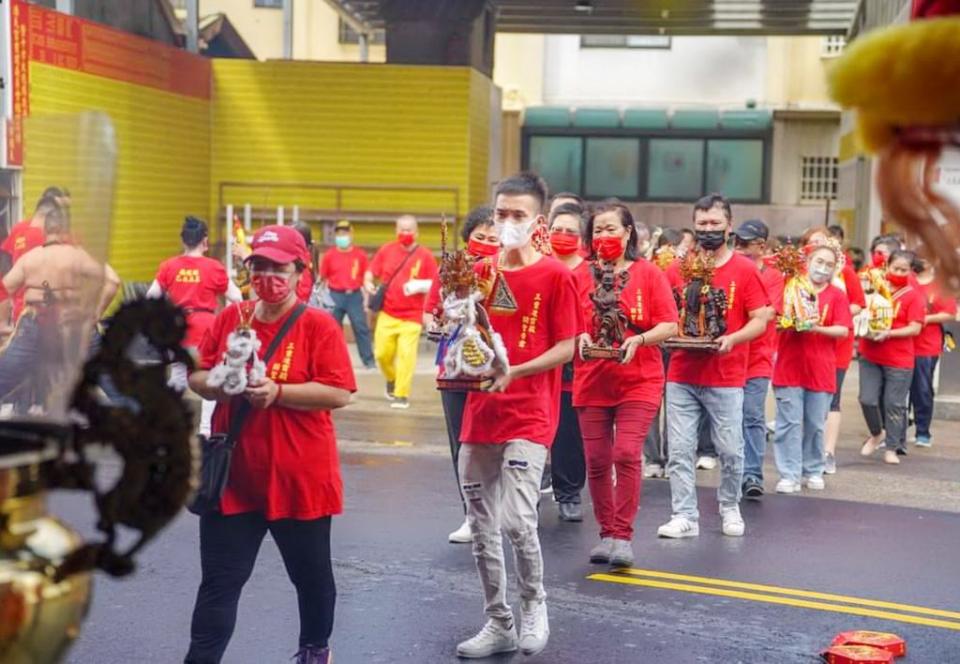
[397,232,415,247]
[887,272,909,288]
[550,233,581,256]
[592,236,625,262]
[251,274,293,304]
[872,251,887,268]
[467,239,499,258]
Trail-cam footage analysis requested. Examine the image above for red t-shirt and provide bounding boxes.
[915,280,958,357]
[746,263,784,380]
[156,255,230,349]
[199,303,357,520]
[460,256,579,447]
[773,284,853,393]
[369,242,438,324]
[666,252,769,388]
[320,246,368,292]
[573,259,677,407]
[858,284,927,369]
[833,262,867,370]
[2,220,46,322]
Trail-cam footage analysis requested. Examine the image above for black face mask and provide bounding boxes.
[696,230,727,251]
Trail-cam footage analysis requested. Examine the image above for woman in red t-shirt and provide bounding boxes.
[546,202,592,524]
[801,227,866,475]
[858,250,926,465]
[186,225,356,664]
[771,243,852,493]
[573,202,678,568]
[422,206,501,545]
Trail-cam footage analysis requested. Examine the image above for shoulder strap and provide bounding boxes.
[381,247,417,290]
[226,303,308,442]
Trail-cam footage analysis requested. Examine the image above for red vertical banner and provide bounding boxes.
[5,0,29,167]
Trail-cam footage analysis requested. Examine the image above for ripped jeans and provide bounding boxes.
[458,439,548,625]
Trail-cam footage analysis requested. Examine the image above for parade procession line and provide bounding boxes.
[588,567,960,631]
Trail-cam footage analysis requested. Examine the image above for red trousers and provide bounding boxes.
[577,401,659,541]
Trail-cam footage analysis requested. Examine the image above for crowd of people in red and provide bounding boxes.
[2,173,952,663]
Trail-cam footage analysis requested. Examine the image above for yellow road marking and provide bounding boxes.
[588,573,960,632]
[613,568,960,621]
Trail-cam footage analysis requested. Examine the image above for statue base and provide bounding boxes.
[663,336,721,352]
[437,376,493,392]
[581,345,625,361]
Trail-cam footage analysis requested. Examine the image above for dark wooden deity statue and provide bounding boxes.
[665,251,727,351]
[582,260,630,360]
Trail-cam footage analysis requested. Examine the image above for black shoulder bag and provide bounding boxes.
[188,303,308,515]
[369,248,416,313]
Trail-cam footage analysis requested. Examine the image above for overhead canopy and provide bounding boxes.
[326,0,858,36]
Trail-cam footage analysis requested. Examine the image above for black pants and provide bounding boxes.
[858,358,913,453]
[441,389,468,513]
[551,390,586,504]
[185,512,335,663]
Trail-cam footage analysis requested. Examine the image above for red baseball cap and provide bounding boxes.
[246,225,309,266]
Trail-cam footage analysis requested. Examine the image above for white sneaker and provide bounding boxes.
[696,456,717,470]
[657,516,699,539]
[720,504,745,537]
[775,479,802,494]
[448,518,471,544]
[643,463,664,479]
[804,476,825,491]
[519,600,549,656]
[456,620,518,658]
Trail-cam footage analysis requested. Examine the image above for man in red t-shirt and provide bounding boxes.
[455,172,577,659]
[148,217,241,436]
[319,220,374,369]
[657,194,771,540]
[731,219,783,499]
[909,257,958,446]
[364,215,438,409]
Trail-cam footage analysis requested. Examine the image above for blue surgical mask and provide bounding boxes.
[335,235,351,250]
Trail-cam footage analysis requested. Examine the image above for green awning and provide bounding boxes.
[671,109,720,130]
[720,109,773,130]
[523,107,572,127]
[572,108,621,128]
[622,108,669,130]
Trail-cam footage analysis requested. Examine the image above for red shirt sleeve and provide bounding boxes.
[369,246,386,279]
[424,278,442,313]
[665,262,683,290]
[905,290,927,324]
[842,264,867,308]
[649,265,680,326]
[1,230,15,255]
[357,250,369,277]
[934,293,958,317]
[741,263,770,314]
[551,269,580,342]
[156,260,173,290]
[319,251,332,281]
[828,287,854,330]
[212,262,229,295]
[198,306,234,370]
[764,268,786,316]
[308,314,357,392]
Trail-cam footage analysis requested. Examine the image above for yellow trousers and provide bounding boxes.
[373,311,421,399]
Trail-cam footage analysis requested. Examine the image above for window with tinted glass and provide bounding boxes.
[529,136,583,195]
[584,138,640,199]
[647,139,704,200]
[706,139,764,201]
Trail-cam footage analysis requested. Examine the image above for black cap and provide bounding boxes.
[733,219,769,242]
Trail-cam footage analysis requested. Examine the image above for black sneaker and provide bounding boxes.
[293,645,330,664]
[385,381,396,401]
[743,477,764,499]
[896,447,908,456]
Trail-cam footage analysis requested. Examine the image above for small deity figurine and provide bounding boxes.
[775,244,821,332]
[665,250,727,351]
[433,219,508,390]
[581,260,630,360]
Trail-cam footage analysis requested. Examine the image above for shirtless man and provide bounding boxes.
[0,206,119,408]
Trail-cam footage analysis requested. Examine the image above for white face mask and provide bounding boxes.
[808,266,834,285]
[496,218,536,251]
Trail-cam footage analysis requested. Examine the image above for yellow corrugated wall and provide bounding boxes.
[24,63,211,282]
[211,60,491,250]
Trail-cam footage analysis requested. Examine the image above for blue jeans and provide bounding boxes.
[329,289,374,366]
[665,382,744,521]
[772,387,832,482]
[909,355,938,438]
[741,377,770,484]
